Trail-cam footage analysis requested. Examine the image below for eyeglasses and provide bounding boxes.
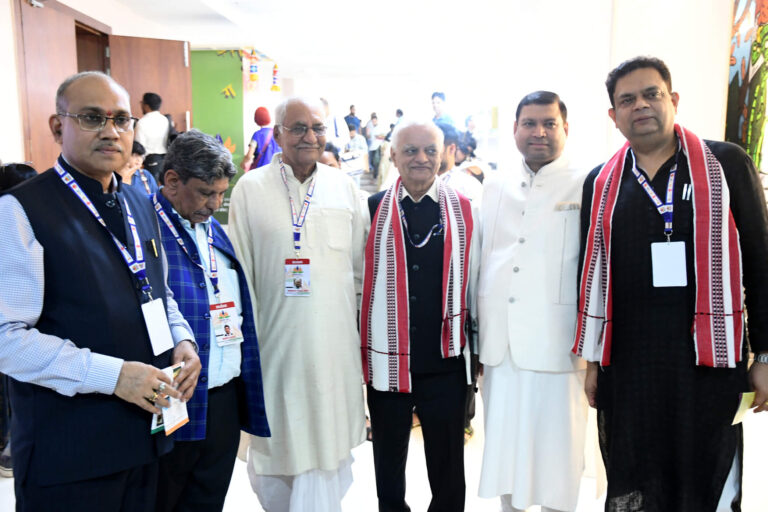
[616,89,667,109]
[277,124,327,137]
[57,112,138,132]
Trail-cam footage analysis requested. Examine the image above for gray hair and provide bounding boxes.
[55,71,129,113]
[162,129,236,184]
[274,96,326,126]
[390,120,444,151]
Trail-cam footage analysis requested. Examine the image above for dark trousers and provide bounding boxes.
[15,461,159,512]
[144,154,166,183]
[369,147,381,178]
[367,370,467,512]
[156,380,240,512]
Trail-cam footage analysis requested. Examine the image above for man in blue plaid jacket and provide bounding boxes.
[152,130,270,512]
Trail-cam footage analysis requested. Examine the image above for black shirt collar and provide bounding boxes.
[58,155,122,196]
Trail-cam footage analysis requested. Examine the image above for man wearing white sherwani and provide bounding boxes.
[477,91,588,512]
[228,97,366,512]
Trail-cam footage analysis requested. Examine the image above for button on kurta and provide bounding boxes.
[412,264,420,271]
[508,297,516,303]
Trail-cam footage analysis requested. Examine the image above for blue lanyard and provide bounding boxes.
[278,157,316,257]
[152,193,220,296]
[397,184,444,249]
[54,161,153,298]
[629,150,677,241]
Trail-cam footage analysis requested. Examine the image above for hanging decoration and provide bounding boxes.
[248,50,259,83]
[271,63,281,92]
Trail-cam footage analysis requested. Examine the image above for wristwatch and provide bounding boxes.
[755,353,768,364]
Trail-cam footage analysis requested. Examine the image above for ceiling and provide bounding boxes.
[73,0,532,81]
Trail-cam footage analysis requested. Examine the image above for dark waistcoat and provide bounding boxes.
[369,191,463,375]
[7,160,173,486]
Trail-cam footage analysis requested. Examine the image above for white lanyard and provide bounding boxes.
[629,150,677,240]
[152,193,220,296]
[397,183,444,249]
[54,161,153,298]
[278,157,316,257]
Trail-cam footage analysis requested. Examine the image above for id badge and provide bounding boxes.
[650,241,687,287]
[285,258,311,296]
[141,298,174,355]
[211,301,244,346]
[150,362,188,435]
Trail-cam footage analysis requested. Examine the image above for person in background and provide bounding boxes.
[0,162,38,480]
[365,113,386,179]
[344,104,362,133]
[436,122,483,203]
[321,98,351,152]
[347,124,369,155]
[118,141,159,196]
[432,92,455,126]
[456,132,486,184]
[320,142,342,169]
[135,92,170,181]
[242,106,281,172]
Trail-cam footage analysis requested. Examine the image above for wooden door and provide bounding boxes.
[76,22,109,73]
[109,36,192,132]
[15,0,78,172]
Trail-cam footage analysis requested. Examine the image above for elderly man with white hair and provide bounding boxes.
[228,97,366,512]
[361,120,479,512]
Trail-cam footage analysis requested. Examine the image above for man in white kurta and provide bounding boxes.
[228,97,366,512]
[477,92,588,512]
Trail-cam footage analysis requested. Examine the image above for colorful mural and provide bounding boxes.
[726,0,768,171]
[190,50,245,224]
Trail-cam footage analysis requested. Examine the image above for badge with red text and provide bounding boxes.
[211,300,244,346]
[285,258,311,296]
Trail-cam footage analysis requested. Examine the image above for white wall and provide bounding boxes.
[0,1,24,163]
[291,0,733,174]
[3,0,737,169]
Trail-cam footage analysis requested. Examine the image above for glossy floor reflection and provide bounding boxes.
[2,395,767,511]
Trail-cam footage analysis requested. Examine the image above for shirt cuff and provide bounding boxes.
[171,325,198,353]
[84,353,125,395]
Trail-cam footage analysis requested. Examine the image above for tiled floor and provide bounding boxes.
[2,398,767,511]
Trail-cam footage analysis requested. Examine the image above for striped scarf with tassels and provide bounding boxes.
[572,124,744,368]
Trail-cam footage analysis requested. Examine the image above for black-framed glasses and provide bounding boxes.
[278,124,327,137]
[57,112,138,132]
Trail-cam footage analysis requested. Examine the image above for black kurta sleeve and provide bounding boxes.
[709,141,768,353]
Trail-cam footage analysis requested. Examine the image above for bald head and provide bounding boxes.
[391,120,444,152]
[274,97,325,126]
[49,72,133,188]
[55,71,129,114]
[390,120,444,200]
[273,97,327,181]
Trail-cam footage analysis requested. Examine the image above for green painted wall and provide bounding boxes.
[190,50,244,224]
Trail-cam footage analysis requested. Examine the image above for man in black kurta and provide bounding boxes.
[575,57,768,512]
